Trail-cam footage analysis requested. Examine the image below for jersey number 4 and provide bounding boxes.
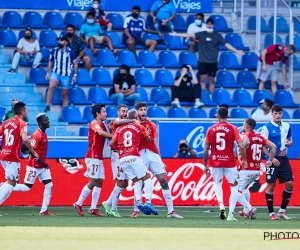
[123,131,133,147]
[4,129,15,146]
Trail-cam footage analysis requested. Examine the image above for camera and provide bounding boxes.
[179,143,189,152]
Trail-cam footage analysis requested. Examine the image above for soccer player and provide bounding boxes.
[237,118,276,220]
[109,109,158,216]
[133,102,183,218]
[261,104,294,220]
[203,107,247,221]
[0,102,39,205]
[73,104,112,217]
[13,113,54,216]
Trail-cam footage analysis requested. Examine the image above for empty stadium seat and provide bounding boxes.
[106,106,118,118]
[106,13,124,30]
[147,106,166,118]
[233,89,257,107]
[173,15,187,31]
[46,87,63,105]
[178,51,198,68]
[219,52,243,69]
[0,30,18,47]
[135,69,159,87]
[79,127,89,136]
[96,49,120,67]
[155,69,174,87]
[158,51,180,68]
[236,71,257,88]
[69,87,92,105]
[29,68,49,85]
[64,12,84,29]
[18,30,38,40]
[285,34,300,51]
[138,50,162,68]
[117,50,142,67]
[209,15,233,32]
[92,68,112,86]
[268,16,289,32]
[3,11,27,28]
[274,90,299,108]
[40,47,51,63]
[104,31,126,49]
[44,12,65,29]
[241,52,258,70]
[216,70,241,88]
[294,16,300,32]
[168,107,187,118]
[0,15,8,28]
[253,90,273,103]
[282,110,291,119]
[88,87,114,105]
[76,68,96,86]
[39,30,58,47]
[24,11,48,29]
[264,34,283,48]
[230,108,249,118]
[0,107,5,121]
[146,15,154,30]
[62,106,87,124]
[136,87,155,105]
[293,109,300,119]
[163,33,186,50]
[247,16,272,32]
[188,108,207,118]
[150,88,171,105]
[281,55,300,70]
[212,89,238,107]
[83,106,94,123]
[200,89,217,107]
[225,33,250,51]
[186,14,195,27]
[83,50,101,67]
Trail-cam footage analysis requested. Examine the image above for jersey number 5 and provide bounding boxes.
[123,131,133,147]
[4,129,15,146]
[216,132,225,150]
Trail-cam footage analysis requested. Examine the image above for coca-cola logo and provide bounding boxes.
[186,126,206,155]
[58,158,84,174]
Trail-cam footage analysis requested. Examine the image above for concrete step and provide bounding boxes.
[0,73,26,83]
[28,111,58,123]
[0,54,10,64]
[0,83,35,93]
[0,65,12,73]
[0,92,42,103]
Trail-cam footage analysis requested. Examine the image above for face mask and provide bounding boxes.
[66,32,74,37]
[195,20,202,26]
[25,35,31,39]
[120,73,127,77]
[184,74,188,77]
[87,19,94,24]
[132,13,139,19]
[93,4,99,8]
[284,52,289,57]
[206,28,213,32]
[260,104,267,111]
[58,43,64,48]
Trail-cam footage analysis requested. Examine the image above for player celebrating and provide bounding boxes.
[13,113,54,216]
[73,104,112,217]
[237,118,276,220]
[203,107,247,221]
[261,104,293,220]
[0,102,39,205]
[133,102,183,218]
[109,109,158,216]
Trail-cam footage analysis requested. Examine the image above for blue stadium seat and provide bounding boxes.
[44,12,65,29]
[225,33,250,51]
[178,51,198,68]
[247,16,272,32]
[147,106,166,118]
[79,127,89,136]
[292,109,300,119]
[241,52,258,70]
[268,16,289,32]
[163,33,186,50]
[173,15,187,31]
[69,87,92,105]
[282,110,291,119]
[96,49,120,67]
[264,34,283,48]
[18,30,38,41]
[209,108,219,118]
[219,52,243,69]
[104,31,126,49]
[274,90,299,108]
[138,50,162,68]
[64,12,84,29]
[106,13,124,30]
[83,49,100,67]
[233,89,257,107]
[39,30,58,47]
[158,51,180,68]
[117,50,142,67]
[106,106,118,118]
[285,34,300,51]
[155,69,174,87]
[135,69,159,87]
[265,81,284,90]
[201,89,217,107]
[142,33,167,49]
[0,107,5,121]
[186,15,195,27]
[46,87,63,105]
[230,108,249,118]
[136,87,155,105]
[212,89,238,107]
[216,70,241,88]
[88,87,114,105]
[294,16,300,32]
[29,68,49,85]
[253,90,273,103]
[0,30,18,47]
[24,11,48,29]
[168,107,187,118]
[280,55,300,70]
[150,88,171,105]
[3,11,27,28]
[146,15,154,30]
[76,68,96,86]
[0,15,8,28]
[236,71,257,88]
[188,108,207,118]
[62,106,87,124]
[83,106,94,123]
[92,68,112,86]
[209,15,233,32]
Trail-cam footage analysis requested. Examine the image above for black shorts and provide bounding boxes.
[266,156,294,184]
[198,62,218,77]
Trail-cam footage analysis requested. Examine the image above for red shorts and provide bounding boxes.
[99,20,109,27]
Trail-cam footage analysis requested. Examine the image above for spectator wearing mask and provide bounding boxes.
[186,13,206,52]
[251,99,274,121]
[174,139,198,158]
[2,99,28,122]
[91,0,113,31]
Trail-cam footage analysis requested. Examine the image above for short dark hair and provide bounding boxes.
[24,29,32,36]
[119,64,130,74]
[245,118,256,129]
[196,13,204,19]
[217,107,228,119]
[181,64,189,70]
[87,11,95,18]
[286,44,296,52]
[36,113,47,124]
[91,104,105,118]
[132,5,141,12]
[220,103,229,110]
[135,102,147,110]
[66,24,75,30]
[272,104,283,113]
[264,98,274,108]
[206,18,214,25]
[93,0,100,3]
[13,102,26,115]
[118,104,128,110]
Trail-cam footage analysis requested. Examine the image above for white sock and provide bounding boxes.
[14,184,30,192]
[213,181,224,208]
[41,182,53,213]
[237,191,252,212]
[0,182,7,193]
[143,178,153,201]
[229,185,239,217]
[76,185,91,206]
[162,189,173,213]
[106,186,114,205]
[90,187,101,209]
[133,198,139,212]
[134,180,143,201]
[111,186,123,211]
[243,189,250,202]
[269,212,275,217]
[0,183,14,205]
[278,208,286,213]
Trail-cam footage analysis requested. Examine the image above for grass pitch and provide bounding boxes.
[0,207,299,250]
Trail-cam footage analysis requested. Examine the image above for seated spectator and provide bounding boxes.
[79,11,118,56]
[150,0,176,32]
[2,99,28,122]
[109,64,140,106]
[124,5,162,59]
[65,24,91,72]
[7,29,42,73]
[186,13,206,52]
[174,139,198,158]
[91,0,112,31]
[171,64,204,109]
[251,98,274,121]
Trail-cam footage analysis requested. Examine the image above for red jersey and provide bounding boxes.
[0,117,28,163]
[110,118,118,151]
[85,120,108,160]
[27,128,48,169]
[205,121,241,168]
[240,132,267,171]
[258,44,288,65]
[139,121,159,154]
[113,123,148,158]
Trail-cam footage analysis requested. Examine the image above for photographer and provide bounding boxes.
[174,139,198,158]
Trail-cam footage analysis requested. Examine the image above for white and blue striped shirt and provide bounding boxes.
[49,47,77,77]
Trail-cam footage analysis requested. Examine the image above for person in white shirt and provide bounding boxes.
[7,29,42,73]
[186,13,206,52]
[251,98,274,121]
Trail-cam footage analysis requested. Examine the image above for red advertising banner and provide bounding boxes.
[1,159,299,206]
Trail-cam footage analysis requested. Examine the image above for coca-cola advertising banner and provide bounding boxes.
[158,121,300,159]
[1,159,300,206]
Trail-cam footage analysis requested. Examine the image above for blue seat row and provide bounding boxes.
[248,16,289,32]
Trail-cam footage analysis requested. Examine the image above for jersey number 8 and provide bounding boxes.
[4,129,15,146]
[123,131,133,147]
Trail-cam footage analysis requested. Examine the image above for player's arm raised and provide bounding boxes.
[265,140,277,167]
